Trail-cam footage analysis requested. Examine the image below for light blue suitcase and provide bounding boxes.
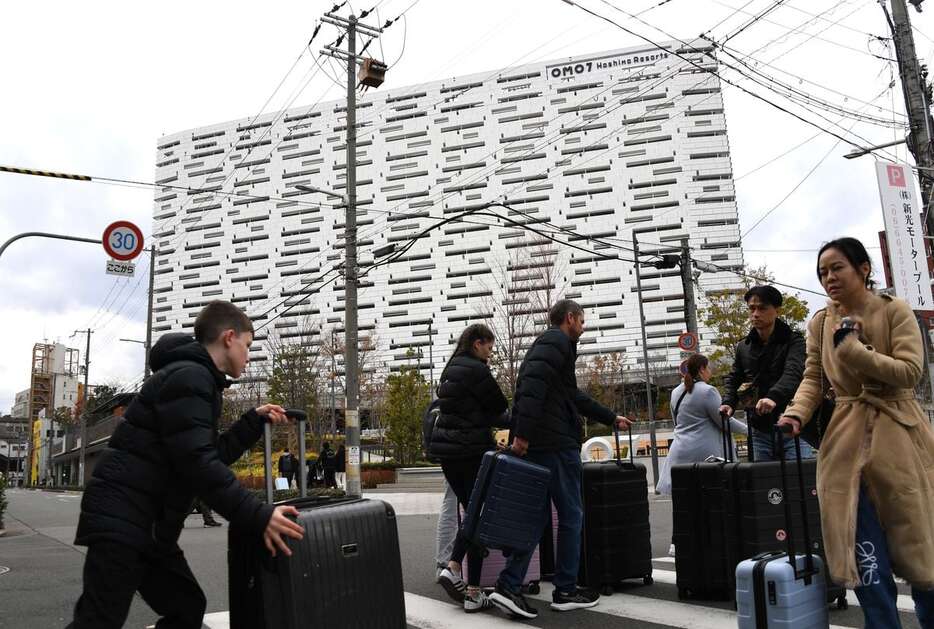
[735,428,828,628]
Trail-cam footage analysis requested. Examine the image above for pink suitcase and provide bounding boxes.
[459,507,542,593]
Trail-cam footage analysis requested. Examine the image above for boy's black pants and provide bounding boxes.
[68,542,206,629]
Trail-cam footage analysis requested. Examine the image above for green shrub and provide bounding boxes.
[248,487,346,503]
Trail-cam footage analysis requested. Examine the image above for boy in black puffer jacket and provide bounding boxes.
[68,300,305,629]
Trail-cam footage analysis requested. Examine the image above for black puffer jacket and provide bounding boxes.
[74,334,273,550]
[429,355,509,460]
[722,318,806,433]
[512,328,616,452]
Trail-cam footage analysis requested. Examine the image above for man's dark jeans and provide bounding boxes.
[498,448,582,594]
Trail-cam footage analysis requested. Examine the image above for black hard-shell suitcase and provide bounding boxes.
[672,412,737,600]
[724,458,848,610]
[578,427,653,594]
[228,417,406,629]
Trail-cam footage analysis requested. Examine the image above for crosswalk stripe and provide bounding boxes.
[202,593,519,629]
[405,592,523,627]
[650,565,915,614]
[530,582,855,629]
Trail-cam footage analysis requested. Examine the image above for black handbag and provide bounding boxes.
[800,311,835,449]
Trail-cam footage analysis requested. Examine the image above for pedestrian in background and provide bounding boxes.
[194,498,222,528]
[656,353,746,555]
[318,441,337,488]
[779,237,934,627]
[335,444,346,490]
[429,323,510,613]
[720,285,812,462]
[278,447,296,489]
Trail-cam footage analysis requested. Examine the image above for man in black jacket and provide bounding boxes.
[68,301,305,629]
[489,299,631,620]
[719,285,813,461]
[278,447,296,488]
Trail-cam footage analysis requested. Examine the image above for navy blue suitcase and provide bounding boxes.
[463,450,551,554]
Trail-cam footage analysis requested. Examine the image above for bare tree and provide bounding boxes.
[480,250,538,397]
[261,314,324,451]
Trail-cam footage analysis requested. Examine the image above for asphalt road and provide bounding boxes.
[0,487,921,629]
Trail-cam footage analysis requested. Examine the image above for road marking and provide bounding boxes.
[202,593,524,629]
[529,582,856,629]
[0,567,9,576]
[650,565,915,614]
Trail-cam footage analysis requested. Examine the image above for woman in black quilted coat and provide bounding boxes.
[429,323,509,613]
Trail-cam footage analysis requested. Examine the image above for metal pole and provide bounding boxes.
[0,232,101,261]
[889,0,934,236]
[331,330,337,437]
[428,320,435,400]
[47,374,56,485]
[680,238,698,334]
[633,233,659,487]
[77,329,91,487]
[344,15,362,498]
[144,246,156,379]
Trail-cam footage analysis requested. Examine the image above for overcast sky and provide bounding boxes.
[1,0,929,413]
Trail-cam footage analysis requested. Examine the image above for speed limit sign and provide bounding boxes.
[102,221,144,261]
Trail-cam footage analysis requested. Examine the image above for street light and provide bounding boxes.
[294,184,347,202]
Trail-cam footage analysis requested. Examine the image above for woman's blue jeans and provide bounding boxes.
[854,485,934,628]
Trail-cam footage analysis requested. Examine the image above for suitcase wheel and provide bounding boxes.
[601,584,615,596]
[836,596,848,610]
[526,582,541,595]
[642,576,654,586]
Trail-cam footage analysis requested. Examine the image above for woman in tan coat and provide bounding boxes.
[778,237,934,628]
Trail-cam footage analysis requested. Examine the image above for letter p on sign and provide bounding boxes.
[887,164,906,188]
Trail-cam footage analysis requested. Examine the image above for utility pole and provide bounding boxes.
[331,330,337,437]
[320,10,384,498]
[680,238,698,334]
[428,320,435,400]
[144,246,156,379]
[632,234,660,487]
[73,329,92,487]
[888,0,934,234]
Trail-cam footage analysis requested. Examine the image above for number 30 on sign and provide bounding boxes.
[102,221,144,261]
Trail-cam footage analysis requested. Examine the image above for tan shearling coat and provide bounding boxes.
[784,293,934,589]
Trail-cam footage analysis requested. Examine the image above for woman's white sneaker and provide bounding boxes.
[438,567,467,603]
[464,591,493,613]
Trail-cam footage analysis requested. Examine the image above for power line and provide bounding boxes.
[562,0,894,152]
[720,0,789,46]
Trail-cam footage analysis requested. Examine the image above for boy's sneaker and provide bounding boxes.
[489,582,538,619]
[668,543,676,557]
[550,587,600,611]
[438,567,467,603]
[464,590,493,613]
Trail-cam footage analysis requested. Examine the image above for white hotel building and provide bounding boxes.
[151,41,744,386]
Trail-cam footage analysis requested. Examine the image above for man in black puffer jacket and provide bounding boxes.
[68,300,304,629]
[489,300,631,620]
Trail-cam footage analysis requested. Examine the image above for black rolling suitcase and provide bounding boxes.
[724,448,848,610]
[228,415,406,629]
[578,426,653,594]
[672,412,737,600]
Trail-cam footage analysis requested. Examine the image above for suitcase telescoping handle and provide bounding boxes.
[776,424,817,582]
[612,422,635,465]
[263,409,307,503]
[719,411,734,463]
